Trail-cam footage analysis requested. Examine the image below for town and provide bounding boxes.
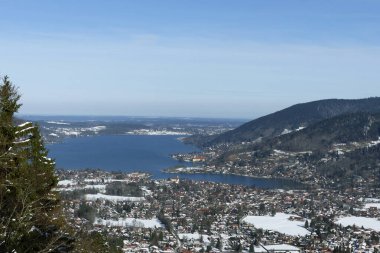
[56,169,380,253]
[169,137,380,190]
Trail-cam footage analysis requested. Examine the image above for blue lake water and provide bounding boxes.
[47,135,301,189]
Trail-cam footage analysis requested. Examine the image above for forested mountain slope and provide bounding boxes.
[190,97,380,146]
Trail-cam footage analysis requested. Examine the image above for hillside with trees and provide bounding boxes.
[205,110,380,188]
[266,112,380,152]
[188,97,380,146]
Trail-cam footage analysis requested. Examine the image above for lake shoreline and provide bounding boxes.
[49,134,302,189]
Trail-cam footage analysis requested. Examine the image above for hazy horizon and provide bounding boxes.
[18,113,249,121]
[16,96,380,121]
[1,1,380,118]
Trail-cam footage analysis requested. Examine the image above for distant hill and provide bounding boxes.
[189,97,380,146]
[265,112,380,152]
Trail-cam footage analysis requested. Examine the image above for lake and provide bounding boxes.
[48,135,301,189]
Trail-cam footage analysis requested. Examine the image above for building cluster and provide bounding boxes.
[56,169,380,253]
[169,138,380,190]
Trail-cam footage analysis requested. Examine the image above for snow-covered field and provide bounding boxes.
[365,198,380,203]
[57,180,77,186]
[85,193,145,202]
[126,129,190,136]
[103,179,131,183]
[336,216,380,231]
[84,178,102,183]
[363,203,380,209]
[242,213,309,236]
[84,184,106,189]
[94,218,163,228]
[55,184,107,192]
[253,244,300,253]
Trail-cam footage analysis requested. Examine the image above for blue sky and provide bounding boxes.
[1,0,380,119]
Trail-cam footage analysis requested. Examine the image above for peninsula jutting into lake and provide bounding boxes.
[45,119,301,189]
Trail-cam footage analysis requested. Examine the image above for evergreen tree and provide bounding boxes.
[0,76,72,252]
[215,238,222,250]
[305,220,309,228]
[249,243,255,253]
[158,231,164,241]
[0,76,21,182]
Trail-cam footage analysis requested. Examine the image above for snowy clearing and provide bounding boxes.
[85,193,145,202]
[336,216,380,231]
[126,129,190,135]
[84,185,106,190]
[254,244,300,253]
[54,187,82,192]
[84,178,102,183]
[273,149,288,155]
[365,198,380,203]
[280,126,305,136]
[47,121,70,125]
[363,203,380,209]
[103,178,131,183]
[94,218,163,228]
[57,180,77,186]
[242,213,309,236]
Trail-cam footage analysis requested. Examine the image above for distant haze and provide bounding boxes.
[1,1,380,119]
